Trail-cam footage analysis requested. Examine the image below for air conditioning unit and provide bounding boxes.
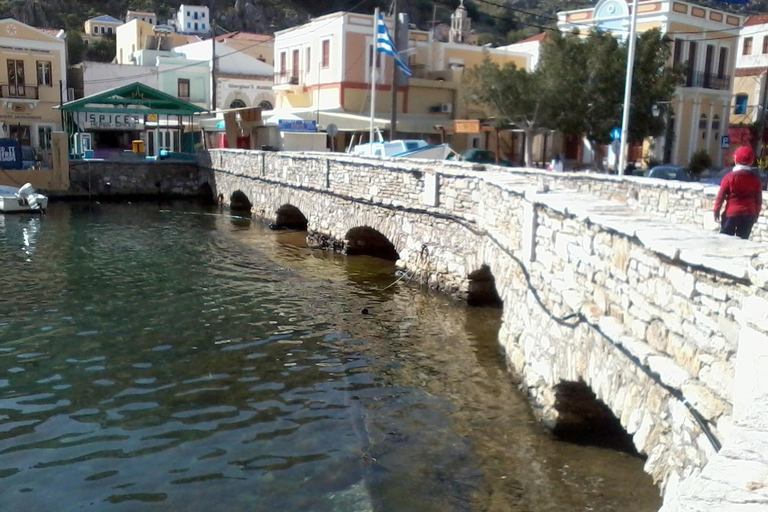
[440,102,453,113]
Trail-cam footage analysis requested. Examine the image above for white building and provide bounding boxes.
[499,32,546,71]
[126,11,157,25]
[174,39,275,111]
[176,5,210,35]
[84,15,123,40]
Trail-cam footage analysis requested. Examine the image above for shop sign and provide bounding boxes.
[278,119,317,132]
[79,113,144,130]
[0,138,22,170]
[454,119,480,134]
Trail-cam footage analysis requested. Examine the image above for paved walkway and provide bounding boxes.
[479,171,768,512]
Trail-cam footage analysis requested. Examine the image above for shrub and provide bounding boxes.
[688,149,712,175]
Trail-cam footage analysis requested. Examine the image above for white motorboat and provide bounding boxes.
[0,183,48,213]
[351,139,452,160]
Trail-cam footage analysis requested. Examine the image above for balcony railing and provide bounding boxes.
[274,72,300,86]
[683,71,730,91]
[0,85,39,100]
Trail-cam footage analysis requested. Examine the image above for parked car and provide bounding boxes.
[644,165,694,182]
[451,149,511,167]
[699,167,768,190]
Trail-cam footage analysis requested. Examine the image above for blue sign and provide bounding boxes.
[721,135,730,149]
[611,127,622,141]
[0,138,22,170]
[278,119,318,132]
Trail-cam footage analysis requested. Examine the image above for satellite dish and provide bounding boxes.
[326,123,339,138]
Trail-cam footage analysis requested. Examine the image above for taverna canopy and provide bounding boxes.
[57,82,207,116]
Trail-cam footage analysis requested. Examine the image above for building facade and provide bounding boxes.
[175,5,210,35]
[126,11,157,25]
[557,0,744,168]
[116,19,199,65]
[214,32,274,66]
[84,15,123,39]
[0,19,66,162]
[272,10,529,152]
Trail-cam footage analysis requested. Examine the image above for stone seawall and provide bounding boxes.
[200,149,768,507]
[68,161,202,197]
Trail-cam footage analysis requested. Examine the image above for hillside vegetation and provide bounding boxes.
[0,0,763,44]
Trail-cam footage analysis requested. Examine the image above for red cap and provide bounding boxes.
[734,145,755,166]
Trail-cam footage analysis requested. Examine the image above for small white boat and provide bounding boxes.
[351,139,452,160]
[0,183,48,213]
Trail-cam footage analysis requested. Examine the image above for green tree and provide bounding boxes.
[85,38,116,63]
[464,57,548,166]
[66,30,86,65]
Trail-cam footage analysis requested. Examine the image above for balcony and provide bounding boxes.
[273,72,304,93]
[683,71,730,91]
[0,85,39,101]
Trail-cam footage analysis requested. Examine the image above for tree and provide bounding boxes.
[539,28,681,170]
[85,38,116,63]
[66,30,86,65]
[464,57,548,166]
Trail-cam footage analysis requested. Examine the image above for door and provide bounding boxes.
[7,60,25,97]
[292,49,299,80]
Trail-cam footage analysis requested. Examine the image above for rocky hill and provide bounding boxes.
[0,0,763,44]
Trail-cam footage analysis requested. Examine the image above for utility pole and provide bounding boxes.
[756,71,768,158]
[390,0,399,140]
[617,0,639,176]
[210,1,217,112]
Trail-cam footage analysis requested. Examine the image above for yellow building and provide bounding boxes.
[0,19,67,162]
[116,19,199,65]
[558,0,744,168]
[272,9,529,153]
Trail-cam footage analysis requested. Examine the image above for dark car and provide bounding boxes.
[453,149,511,167]
[644,165,694,182]
[700,167,768,190]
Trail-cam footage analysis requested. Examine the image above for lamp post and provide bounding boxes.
[617,0,639,176]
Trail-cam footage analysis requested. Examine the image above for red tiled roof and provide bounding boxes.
[515,32,547,44]
[215,31,272,43]
[745,14,768,27]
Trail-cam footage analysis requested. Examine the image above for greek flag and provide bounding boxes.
[376,13,413,77]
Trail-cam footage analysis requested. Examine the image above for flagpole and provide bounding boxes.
[370,8,380,147]
[618,0,639,176]
[390,0,399,140]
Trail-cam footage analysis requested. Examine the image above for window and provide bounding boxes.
[9,125,31,146]
[7,59,25,96]
[230,99,246,109]
[194,22,198,31]
[280,51,286,73]
[36,61,52,87]
[101,27,105,34]
[717,47,728,78]
[108,27,113,34]
[699,114,708,130]
[194,12,198,19]
[93,26,98,34]
[258,100,273,110]
[322,39,330,68]
[306,47,311,74]
[735,94,749,115]
[177,78,190,99]
[744,37,753,55]
[37,126,52,149]
[763,36,768,54]
[368,45,381,69]
[672,38,683,66]
[292,49,299,77]
[187,22,191,29]
[202,23,206,30]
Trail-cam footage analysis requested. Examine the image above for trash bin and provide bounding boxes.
[132,140,145,153]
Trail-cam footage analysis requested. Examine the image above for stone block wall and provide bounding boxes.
[68,161,202,197]
[201,148,766,504]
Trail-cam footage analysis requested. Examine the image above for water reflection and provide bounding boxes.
[0,202,661,512]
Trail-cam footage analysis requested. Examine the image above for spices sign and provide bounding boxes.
[79,113,144,131]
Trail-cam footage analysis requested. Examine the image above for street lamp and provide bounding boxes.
[617,0,640,176]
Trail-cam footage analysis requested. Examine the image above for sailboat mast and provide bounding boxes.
[369,8,380,146]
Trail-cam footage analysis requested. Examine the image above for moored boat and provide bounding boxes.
[350,139,453,160]
[0,184,48,213]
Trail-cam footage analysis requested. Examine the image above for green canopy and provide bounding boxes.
[57,82,207,115]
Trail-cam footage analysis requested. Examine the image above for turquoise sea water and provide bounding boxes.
[0,202,660,512]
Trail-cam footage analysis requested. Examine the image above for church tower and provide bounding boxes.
[449,0,472,44]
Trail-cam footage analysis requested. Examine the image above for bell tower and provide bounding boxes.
[449,0,471,44]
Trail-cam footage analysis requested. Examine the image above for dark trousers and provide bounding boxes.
[721,215,758,240]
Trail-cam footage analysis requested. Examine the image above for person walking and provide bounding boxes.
[714,145,763,240]
[549,154,564,172]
